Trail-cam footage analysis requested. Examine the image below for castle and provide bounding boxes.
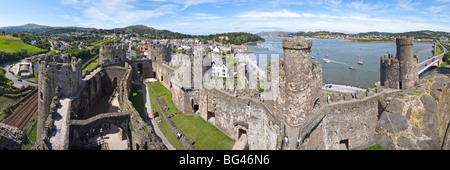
[380,37,419,89]
[98,44,127,66]
[26,36,450,150]
[33,44,160,150]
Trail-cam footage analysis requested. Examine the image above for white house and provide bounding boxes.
[212,63,228,77]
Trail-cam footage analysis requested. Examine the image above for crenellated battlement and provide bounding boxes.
[99,44,127,66]
[380,53,397,65]
[396,37,414,46]
[148,41,172,62]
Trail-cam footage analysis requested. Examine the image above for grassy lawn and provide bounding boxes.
[129,90,146,119]
[172,114,235,150]
[82,58,98,74]
[93,38,114,47]
[436,44,442,55]
[146,81,235,150]
[363,144,382,150]
[0,35,45,53]
[147,82,185,150]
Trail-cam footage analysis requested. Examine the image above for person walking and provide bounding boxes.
[100,128,103,139]
[284,136,289,149]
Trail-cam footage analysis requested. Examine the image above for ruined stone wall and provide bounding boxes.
[99,44,127,66]
[302,67,450,150]
[148,43,171,63]
[0,123,23,150]
[155,63,175,90]
[380,53,400,88]
[70,72,105,119]
[198,88,283,150]
[37,55,82,142]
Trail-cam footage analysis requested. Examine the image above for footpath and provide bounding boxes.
[141,81,175,150]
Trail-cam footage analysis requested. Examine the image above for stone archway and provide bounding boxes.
[69,112,131,150]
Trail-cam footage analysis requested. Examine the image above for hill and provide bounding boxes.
[118,25,191,39]
[0,35,45,53]
[357,30,450,38]
[199,32,264,45]
[257,31,292,37]
[291,31,347,37]
[0,23,53,32]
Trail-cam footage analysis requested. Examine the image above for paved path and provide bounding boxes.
[48,97,71,150]
[322,84,366,93]
[142,83,175,150]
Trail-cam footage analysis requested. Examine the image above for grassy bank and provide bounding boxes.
[146,81,235,150]
[0,35,45,53]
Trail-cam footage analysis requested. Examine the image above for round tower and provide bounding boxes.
[148,42,172,63]
[99,44,127,66]
[36,55,82,142]
[282,37,313,126]
[396,37,418,89]
[380,53,399,88]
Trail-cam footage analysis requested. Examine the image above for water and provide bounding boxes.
[247,37,433,89]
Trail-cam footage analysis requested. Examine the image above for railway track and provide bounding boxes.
[1,91,38,130]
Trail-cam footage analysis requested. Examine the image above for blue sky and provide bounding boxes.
[1,0,450,35]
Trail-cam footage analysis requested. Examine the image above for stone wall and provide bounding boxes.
[70,71,105,119]
[0,123,23,150]
[37,55,82,143]
[198,88,283,150]
[301,67,450,150]
[380,53,400,88]
[68,111,130,147]
[99,44,127,66]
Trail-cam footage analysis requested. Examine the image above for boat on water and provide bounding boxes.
[357,56,363,65]
[323,58,331,63]
[311,56,315,59]
[349,66,356,70]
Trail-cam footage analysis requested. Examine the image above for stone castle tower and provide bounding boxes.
[36,55,82,142]
[281,37,323,126]
[380,37,418,89]
[98,44,127,66]
[148,41,171,63]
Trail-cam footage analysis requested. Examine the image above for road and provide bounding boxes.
[418,41,448,74]
[2,62,37,88]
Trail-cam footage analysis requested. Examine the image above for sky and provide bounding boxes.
[1,0,450,35]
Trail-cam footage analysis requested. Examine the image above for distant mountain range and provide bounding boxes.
[0,23,95,34]
[257,30,450,39]
[1,24,449,39]
[0,23,190,38]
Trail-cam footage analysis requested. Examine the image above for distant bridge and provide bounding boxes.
[418,41,448,75]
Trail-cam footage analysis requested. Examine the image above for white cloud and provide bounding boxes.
[346,0,388,11]
[425,5,447,13]
[183,13,224,20]
[238,9,302,18]
[60,0,178,28]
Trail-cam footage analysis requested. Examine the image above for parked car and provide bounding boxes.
[17,78,22,82]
